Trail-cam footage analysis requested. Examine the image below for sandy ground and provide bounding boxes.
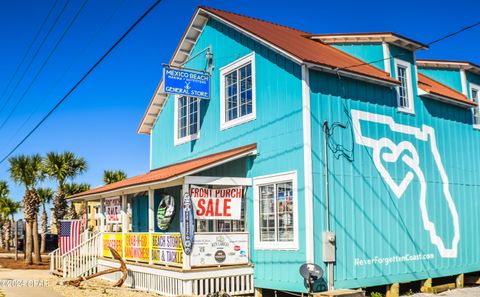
[0,268,159,297]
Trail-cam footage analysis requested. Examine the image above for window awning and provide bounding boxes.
[68,143,257,201]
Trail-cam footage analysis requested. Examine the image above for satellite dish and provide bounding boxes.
[299,263,323,293]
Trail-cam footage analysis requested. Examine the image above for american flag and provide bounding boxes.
[59,220,81,255]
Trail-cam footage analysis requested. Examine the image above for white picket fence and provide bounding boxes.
[49,231,102,278]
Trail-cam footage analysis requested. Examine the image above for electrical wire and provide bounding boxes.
[0,0,163,164]
[0,0,69,114]
[338,20,480,71]
[0,0,90,132]
[0,0,59,109]
[7,0,127,146]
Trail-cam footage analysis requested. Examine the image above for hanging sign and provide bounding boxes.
[105,197,121,223]
[124,233,149,262]
[180,192,195,255]
[157,195,175,231]
[163,67,210,99]
[102,233,123,257]
[189,186,243,220]
[151,233,183,267]
[190,233,249,267]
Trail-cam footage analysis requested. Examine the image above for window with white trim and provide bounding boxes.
[253,171,298,250]
[471,84,480,128]
[174,96,200,145]
[394,59,414,113]
[220,53,256,129]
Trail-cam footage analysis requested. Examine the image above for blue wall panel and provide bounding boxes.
[150,19,308,291]
[418,68,463,93]
[332,43,385,70]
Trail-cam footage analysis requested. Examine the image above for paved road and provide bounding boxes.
[0,269,63,297]
[405,286,480,296]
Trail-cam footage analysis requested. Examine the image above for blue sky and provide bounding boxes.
[0,0,478,219]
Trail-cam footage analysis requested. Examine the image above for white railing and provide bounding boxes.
[49,232,102,278]
[62,232,102,278]
[49,248,63,275]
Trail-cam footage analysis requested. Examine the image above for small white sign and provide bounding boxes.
[190,233,249,267]
[189,186,243,220]
[105,197,121,223]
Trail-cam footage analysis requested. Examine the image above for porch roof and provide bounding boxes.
[417,73,476,108]
[68,143,257,201]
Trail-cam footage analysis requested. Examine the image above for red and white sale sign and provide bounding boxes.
[190,186,243,220]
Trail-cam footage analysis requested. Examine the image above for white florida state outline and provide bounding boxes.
[351,109,460,258]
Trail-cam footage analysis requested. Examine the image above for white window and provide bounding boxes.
[253,171,298,250]
[174,95,200,145]
[471,83,480,128]
[220,52,256,130]
[394,58,414,114]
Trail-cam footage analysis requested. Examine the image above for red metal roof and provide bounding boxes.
[201,7,398,85]
[417,73,476,107]
[68,144,257,200]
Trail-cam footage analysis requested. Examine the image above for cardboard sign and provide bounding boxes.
[190,233,249,267]
[190,186,243,220]
[152,233,183,267]
[105,197,121,223]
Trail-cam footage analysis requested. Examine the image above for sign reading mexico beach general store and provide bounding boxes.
[190,186,243,220]
[105,197,121,223]
[163,67,210,99]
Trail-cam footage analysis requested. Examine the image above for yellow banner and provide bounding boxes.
[124,233,150,262]
[102,233,123,258]
[151,233,183,267]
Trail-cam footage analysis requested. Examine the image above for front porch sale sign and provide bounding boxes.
[189,186,243,220]
[105,197,121,223]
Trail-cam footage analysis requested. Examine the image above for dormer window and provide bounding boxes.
[220,52,256,130]
[174,95,200,145]
[471,84,480,128]
[394,58,414,114]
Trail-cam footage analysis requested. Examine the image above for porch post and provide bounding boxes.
[121,194,127,258]
[148,189,154,265]
[99,198,105,232]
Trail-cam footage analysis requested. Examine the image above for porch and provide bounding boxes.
[49,144,257,296]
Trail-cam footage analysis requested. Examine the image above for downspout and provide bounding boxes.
[301,64,315,265]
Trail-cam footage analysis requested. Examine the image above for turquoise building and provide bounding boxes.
[66,6,480,296]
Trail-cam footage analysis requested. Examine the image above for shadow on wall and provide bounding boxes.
[422,98,473,124]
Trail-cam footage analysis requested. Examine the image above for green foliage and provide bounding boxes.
[37,187,54,205]
[43,151,88,189]
[370,292,383,297]
[404,289,414,296]
[103,169,127,185]
[8,154,44,190]
[63,183,91,197]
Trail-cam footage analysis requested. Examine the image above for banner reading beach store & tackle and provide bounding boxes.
[152,233,183,267]
[190,186,243,220]
[124,233,149,262]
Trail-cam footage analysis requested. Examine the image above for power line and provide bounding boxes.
[0,0,58,109]
[0,0,89,132]
[338,20,480,71]
[0,0,163,164]
[0,0,69,114]
[6,0,128,147]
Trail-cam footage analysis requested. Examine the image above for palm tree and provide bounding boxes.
[0,197,21,251]
[103,170,127,185]
[0,181,9,249]
[37,187,53,253]
[43,152,87,232]
[64,183,90,221]
[9,155,43,264]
